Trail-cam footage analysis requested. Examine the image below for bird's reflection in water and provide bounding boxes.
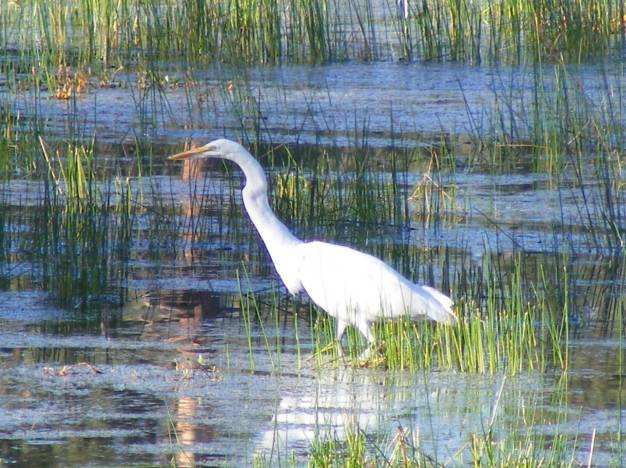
[123,151,248,465]
[259,368,421,457]
[257,368,512,465]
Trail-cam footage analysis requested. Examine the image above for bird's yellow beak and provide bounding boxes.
[168,146,208,161]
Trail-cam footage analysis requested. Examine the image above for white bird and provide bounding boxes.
[170,139,455,354]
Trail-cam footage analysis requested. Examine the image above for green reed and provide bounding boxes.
[1,0,622,87]
[398,0,622,63]
[302,428,576,467]
[461,60,624,253]
[1,0,337,76]
[0,133,137,310]
[265,144,413,239]
[253,370,581,466]
[469,61,622,172]
[307,251,569,374]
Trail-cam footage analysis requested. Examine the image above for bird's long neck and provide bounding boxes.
[226,151,303,293]
[241,170,302,251]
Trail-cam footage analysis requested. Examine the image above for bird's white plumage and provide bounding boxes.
[169,139,456,349]
[295,241,455,341]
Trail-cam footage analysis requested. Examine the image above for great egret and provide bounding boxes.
[169,139,455,353]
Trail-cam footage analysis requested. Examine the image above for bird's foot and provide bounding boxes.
[355,342,385,367]
[357,346,374,362]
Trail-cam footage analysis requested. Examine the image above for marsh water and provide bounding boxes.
[0,58,625,466]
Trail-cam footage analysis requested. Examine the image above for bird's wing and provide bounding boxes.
[295,241,454,324]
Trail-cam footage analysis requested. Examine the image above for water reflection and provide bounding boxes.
[259,368,389,453]
[0,284,624,465]
[171,396,213,467]
[8,62,624,148]
[0,137,624,465]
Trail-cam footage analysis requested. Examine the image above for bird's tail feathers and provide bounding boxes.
[417,285,456,324]
[421,286,453,310]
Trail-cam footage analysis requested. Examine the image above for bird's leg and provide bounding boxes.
[356,320,376,361]
[358,320,375,344]
[335,319,347,357]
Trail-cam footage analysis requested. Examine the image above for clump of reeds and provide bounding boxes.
[1,0,621,86]
[310,252,569,375]
[396,0,622,63]
[254,370,582,466]
[264,144,414,243]
[0,136,138,310]
[473,60,625,252]
[302,427,575,467]
[257,390,579,466]
[1,0,336,74]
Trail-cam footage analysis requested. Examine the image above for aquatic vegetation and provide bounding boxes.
[0,135,136,308]
[301,250,569,374]
[0,3,624,461]
[400,0,622,63]
[300,426,577,467]
[0,0,623,88]
[1,0,337,78]
[253,373,582,466]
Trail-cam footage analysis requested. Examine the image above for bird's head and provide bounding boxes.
[168,138,245,162]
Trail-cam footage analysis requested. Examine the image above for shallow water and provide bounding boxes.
[1,51,625,465]
[8,61,625,148]
[0,153,624,465]
[0,287,623,466]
